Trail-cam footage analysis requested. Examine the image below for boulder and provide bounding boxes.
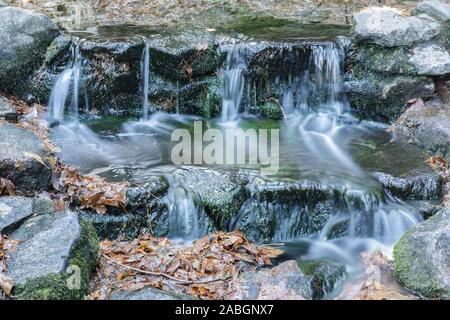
[409,43,450,76]
[0,0,8,7]
[171,167,248,229]
[393,208,450,299]
[353,7,441,47]
[0,96,18,122]
[81,177,169,239]
[413,1,450,22]
[346,75,435,122]
[7,211,99,299]
[0,123,53,192]
[111,286,193,300]
[298,260,346,300]
[393,99,450,160]
[0,7,60,94]
[226,261,312,300]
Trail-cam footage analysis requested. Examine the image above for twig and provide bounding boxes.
[101,254,232,285]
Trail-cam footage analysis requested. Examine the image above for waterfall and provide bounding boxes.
[141,42,150,121]
[48,43,87,121]
[221,45,246,123]
[161,176,211,240]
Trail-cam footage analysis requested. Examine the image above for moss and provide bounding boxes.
[259,100,284,120]
[12,220,99,300]
[393,228,445,299]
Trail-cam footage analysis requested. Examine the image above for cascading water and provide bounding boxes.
[221,45,247,123]
[141,41,150,121]
[48,43,88,121]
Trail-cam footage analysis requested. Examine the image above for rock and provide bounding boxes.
[172,167,248,229]
[111,286,193,300]
[393,99,450,160]
[409,43,450,76]
[227,261,312,300]
[148,31,224,84]
[393,207,450,299]
[0,96,19,122]
[0,7,60,94]
[346,75,435,122]
[81,176,169,239]
[232,178,370,241]
[0,123,53,192]
[7,211,99,299]
[0,0,8,7]
[0,197,33,234]
[298,260,346,300]
[353,7,441,47]
[259,100,284,120]
[413,1,450,22]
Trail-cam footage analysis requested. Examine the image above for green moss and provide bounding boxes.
[393,228,445,299]
[12,220,99,300]
[259,101,284,120]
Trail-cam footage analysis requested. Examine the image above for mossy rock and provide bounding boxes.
[7,211,99,300]
[393,208,450,299]
[259,100,284,120]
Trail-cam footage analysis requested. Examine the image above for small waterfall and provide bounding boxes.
[161,176,212,240]
[141,42,150,121]
[48,43,87,121]
[221,45,246,123]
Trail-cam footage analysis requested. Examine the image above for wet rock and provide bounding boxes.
[81,176,169,239]
[409,43,450,76]
[393,207,450,299]
[7,211,99,300]
[413,1,450,22]
[0,96,19,122]
[393,99,450,160]
[0,7,60,94]
[173,167,248,229]
[346,75,435,122]
[233,179,355,241]
[0,123,53,192]
[298,260,346,300]
[259,101,284,120]
[353,7,441,47]
[111,287,193,300]
[227,261,312,300]
[148,31,224,84]
[374,171,443,200]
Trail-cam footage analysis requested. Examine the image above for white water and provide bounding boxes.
[48,43,87,121]
[141,42,150,121]
[221,45,246,124]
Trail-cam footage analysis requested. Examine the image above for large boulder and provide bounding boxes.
[413,1,450,22]
[0,7,60,94]
[353,7,441,47]
[226,261,313,300]
[393,99,450,160]
[6,211,99,300]
[393,208,450,299]
[409,43,450,76]
[0,123,54,192]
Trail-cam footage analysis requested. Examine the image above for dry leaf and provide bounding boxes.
[0,178,15,196]
[0,274,14,296]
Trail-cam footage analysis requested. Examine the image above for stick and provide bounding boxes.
[101,254,232,285]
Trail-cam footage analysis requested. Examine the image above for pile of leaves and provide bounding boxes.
[90,230,283,300]
[54,165,128,214]
[0,235,19,298]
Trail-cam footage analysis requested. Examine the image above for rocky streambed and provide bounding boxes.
[0,1,449,300]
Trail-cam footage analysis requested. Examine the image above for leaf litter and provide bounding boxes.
[90,230,283,300]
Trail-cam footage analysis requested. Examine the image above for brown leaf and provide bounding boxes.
[0,177,16,196]
[0,274,14,296]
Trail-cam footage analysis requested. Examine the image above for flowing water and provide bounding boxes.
[48,38,427,299]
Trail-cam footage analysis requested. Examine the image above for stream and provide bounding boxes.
[47,31,429,299]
